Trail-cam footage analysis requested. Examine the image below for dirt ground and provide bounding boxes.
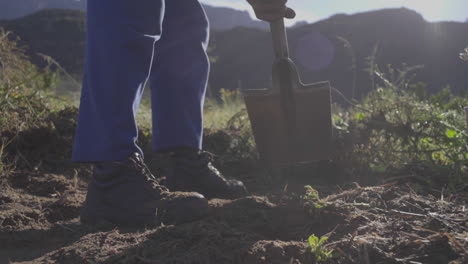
[1,161,467,264]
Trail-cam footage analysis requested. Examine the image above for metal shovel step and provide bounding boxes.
[243,19,332,166]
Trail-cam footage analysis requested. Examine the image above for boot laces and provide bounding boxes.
[128,154,157,181]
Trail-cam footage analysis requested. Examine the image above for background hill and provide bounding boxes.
[0,9,86,79]
[1,7,467,98]
[0,0,86,20]
[0,0,267,30]
[202,5,268,30]
[210,8,468,97]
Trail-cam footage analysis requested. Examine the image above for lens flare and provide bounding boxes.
[293,31,335,71]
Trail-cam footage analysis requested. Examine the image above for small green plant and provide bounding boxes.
[308,234,334,262]
[302,185,328,210]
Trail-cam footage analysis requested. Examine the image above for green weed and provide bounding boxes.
[307,234,334,262]
[301,185,328,211]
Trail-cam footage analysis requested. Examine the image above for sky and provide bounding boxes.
[201,0,468,24]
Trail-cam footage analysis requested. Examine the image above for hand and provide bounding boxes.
[247,0,296,22]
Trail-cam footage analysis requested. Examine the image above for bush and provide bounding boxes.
[0,28,69,174]
[333,64,467,190]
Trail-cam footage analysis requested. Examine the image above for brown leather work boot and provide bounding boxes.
[80,153,209,226]
[166,150,248,199]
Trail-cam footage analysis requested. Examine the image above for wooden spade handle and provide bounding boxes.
[270,19,290,59]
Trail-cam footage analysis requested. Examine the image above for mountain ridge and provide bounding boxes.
[0,0,268,30]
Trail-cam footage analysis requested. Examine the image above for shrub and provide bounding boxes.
[334,64,467,189]
[0,28,66,173]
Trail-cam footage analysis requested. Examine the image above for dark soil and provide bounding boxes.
[1,162,466,264]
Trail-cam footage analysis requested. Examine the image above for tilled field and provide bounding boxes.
[1,166,467,264]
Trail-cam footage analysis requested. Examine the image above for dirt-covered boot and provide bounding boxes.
[80,153,209,226]
[166,150,247,199]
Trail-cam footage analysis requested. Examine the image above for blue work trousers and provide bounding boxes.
[72,0,210,162]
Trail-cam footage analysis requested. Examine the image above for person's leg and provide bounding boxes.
[149,0,210,152]
[149,0,247,199]
[72,0,164,162]
[74,0,209,226]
